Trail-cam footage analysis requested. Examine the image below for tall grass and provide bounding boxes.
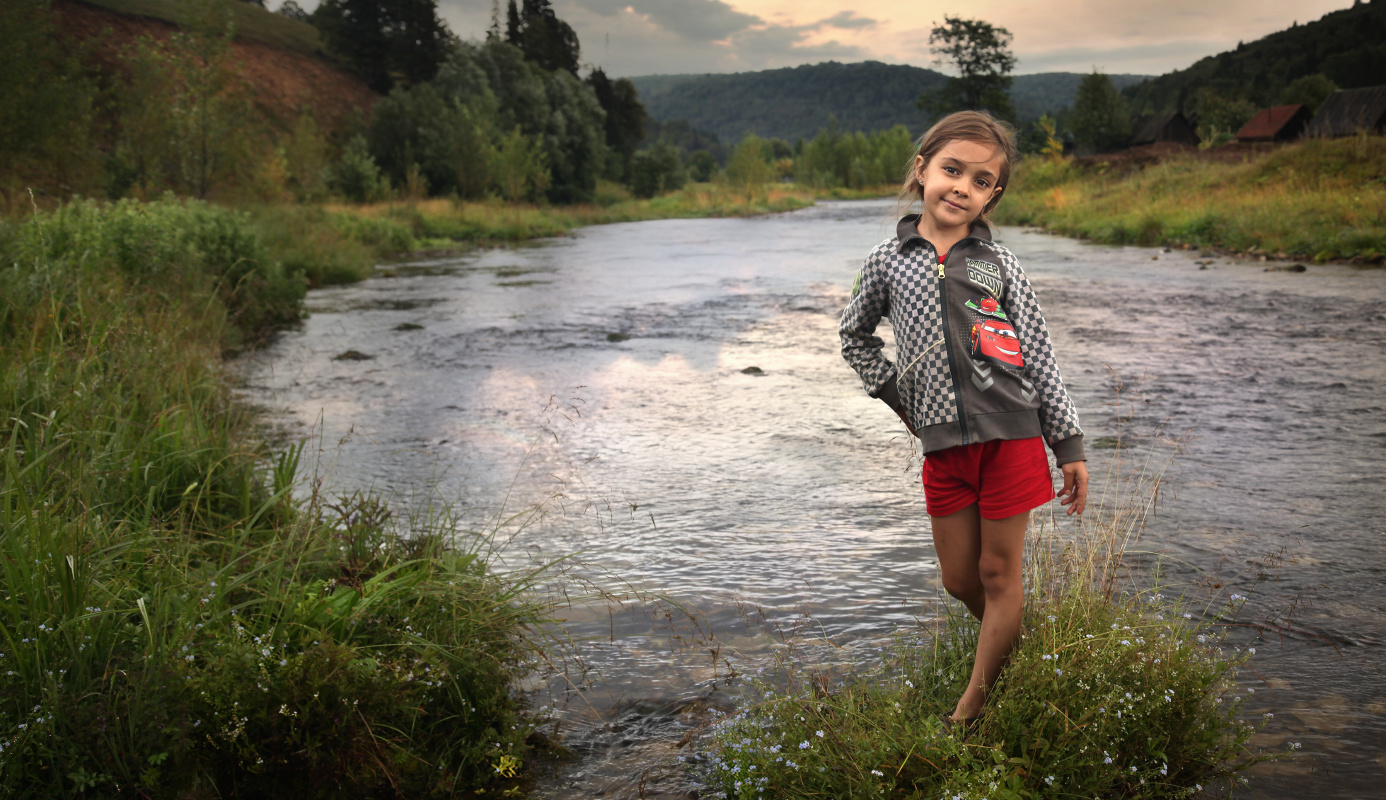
[995,136,1386,263]
[0,199,554,796]
[322,182,833,249]
[698,422,1277,798]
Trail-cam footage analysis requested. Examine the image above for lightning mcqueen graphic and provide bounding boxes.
[970,318,1025,368]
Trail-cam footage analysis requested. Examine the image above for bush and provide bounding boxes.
[332,135,388,203]
[687,150,718,182]
[2,197,304,345]
[629,141,685,199]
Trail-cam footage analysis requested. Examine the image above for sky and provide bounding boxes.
[288,1,1354,78]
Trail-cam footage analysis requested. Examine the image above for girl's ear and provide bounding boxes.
[914,154,925,181]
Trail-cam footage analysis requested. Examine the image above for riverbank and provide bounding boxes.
[236,181,890,291]
[0,199,555,796]
[993,136,1386,264]
[0,185,893,795]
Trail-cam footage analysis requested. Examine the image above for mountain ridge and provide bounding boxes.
[626,62,1151,142]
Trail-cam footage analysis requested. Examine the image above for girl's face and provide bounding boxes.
[913,139,1006,235]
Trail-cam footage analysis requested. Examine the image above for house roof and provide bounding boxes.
[1306,86,1386,137]
[1236,105,1309,141]
[1130,112,1195,145]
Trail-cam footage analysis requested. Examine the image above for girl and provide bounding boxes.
[840,111,1088,726]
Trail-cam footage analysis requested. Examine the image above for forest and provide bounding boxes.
[1121,0,1386,115]
[629,64,1150,143]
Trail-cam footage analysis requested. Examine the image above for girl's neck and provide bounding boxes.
[915,215,973,258]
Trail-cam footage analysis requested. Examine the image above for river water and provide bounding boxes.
[236,199,1386,798]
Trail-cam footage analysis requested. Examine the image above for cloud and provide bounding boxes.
[570,0,763,42]
[817,11,876,31]
[553,1,873,75]
[1016,40,1232,75]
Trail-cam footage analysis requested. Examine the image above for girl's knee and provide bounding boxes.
[977,554,1021,594]
[942,570,982,601]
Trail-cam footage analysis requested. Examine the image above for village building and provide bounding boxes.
[1235,104,1312,142]
[1305,86,1386,137]
[1128,112,1200,147]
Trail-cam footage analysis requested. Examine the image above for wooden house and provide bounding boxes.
[1235,105,1312,142]
[1305,86,1386,137]
[1129,112,1199,147]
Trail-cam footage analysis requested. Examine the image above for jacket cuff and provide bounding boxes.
[1050,434,1086,465]
[873,376,904,415]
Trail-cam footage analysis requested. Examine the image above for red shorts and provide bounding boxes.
[922,437,1055,519]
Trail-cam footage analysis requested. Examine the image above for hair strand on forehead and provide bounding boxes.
[896,110,1018,225]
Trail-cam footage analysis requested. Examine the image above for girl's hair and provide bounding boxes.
[896,110,1019,225]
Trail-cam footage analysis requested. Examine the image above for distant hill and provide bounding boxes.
[627,62,1150,142]
[1010,73,1150,121]
[1122,0,1386,114]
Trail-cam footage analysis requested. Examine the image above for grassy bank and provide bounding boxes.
[994,136,1386,264]
[700,450,1275,798]
[0,200,554,796]
[240,181,867,288]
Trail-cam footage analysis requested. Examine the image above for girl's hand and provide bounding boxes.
[1058,461,1088,516]
[896,408,917,437]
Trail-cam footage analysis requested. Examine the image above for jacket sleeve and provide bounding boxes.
[996,247,1086,464]
[839,244,900,404]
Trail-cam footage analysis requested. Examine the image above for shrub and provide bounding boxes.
[629,141,686,199]
[332,135,388,203]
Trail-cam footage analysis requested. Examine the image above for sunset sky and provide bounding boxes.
[291,1,1354,78]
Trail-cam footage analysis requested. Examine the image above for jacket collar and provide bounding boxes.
[895,214,994,254]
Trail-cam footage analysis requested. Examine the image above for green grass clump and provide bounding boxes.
[0,197,553,797]
[247,204,416,287]
[995,136,1386,263]
[701,453,1273,799]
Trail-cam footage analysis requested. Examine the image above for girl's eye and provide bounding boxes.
[943,166,960,176]
[975,179,990,188]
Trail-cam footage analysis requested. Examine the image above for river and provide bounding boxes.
[236,199,1386,798]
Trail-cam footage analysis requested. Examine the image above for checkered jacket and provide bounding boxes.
[840,216,1085,464]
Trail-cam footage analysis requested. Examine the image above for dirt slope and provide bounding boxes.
[54,0,379,135]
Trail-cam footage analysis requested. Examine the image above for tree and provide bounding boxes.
[493,125,549,202]
[169,0,257,199]
[277,1,309,21]
[458,41,605,202]
[586,67,646,180]
[628,141,683,199]
[504,0,580,75]
[312,0,456,93]
[725,134,772,197]
[915,16,1017,122]
[332,134,386,201]
[0,0,98,195]
[1280,74,1337,113]
[1190,87,1257,145]
[1068,71,1130,152]
[686,150,717,182]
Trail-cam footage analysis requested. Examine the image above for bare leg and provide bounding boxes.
[930,504,985,619]
[931,506,1029,721]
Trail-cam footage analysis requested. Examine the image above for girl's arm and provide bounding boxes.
[994,246,1085,465]
[840,244,901,408]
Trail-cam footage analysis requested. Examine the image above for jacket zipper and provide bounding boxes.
[936,244,971,445]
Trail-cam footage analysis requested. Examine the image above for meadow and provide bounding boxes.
[994,136,1386,264]
[0,199,555,796]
